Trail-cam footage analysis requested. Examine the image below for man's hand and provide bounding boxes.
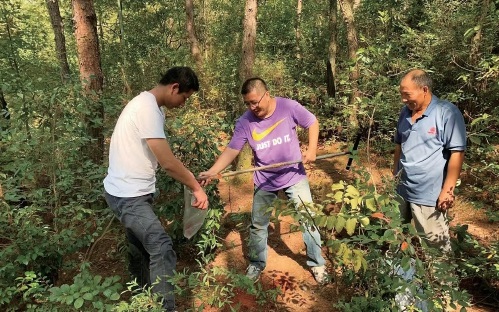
[197,171,217,187]
[302,149,317,164]
[437,187,455,212]
[191,188,209,210]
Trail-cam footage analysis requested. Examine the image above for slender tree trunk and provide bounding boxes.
[1,3,29,137]
[295,0,302,60]
[45,0,71,83]
[72,0,104,163]
[239,0,257,97]
[339,0,360,127]
[470,0,490,93]
[117,0,131,95]
[185,0,203,69]
[1,4,20,75]
[236,0,258,184]
[0,90,9,120]
[327,0,338,97]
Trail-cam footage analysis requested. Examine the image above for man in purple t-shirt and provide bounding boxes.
[199,78,327,284]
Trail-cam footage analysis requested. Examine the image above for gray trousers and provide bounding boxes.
[397,196,451,253]
[104,192,176,311]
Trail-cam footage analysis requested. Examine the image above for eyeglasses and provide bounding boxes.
[244,92,266,108]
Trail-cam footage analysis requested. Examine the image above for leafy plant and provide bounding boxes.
[46,263,122,311]
[277,171,471,311]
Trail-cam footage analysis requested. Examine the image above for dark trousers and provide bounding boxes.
[104,192,177,311]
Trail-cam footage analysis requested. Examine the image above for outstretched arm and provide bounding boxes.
[198,147,241,184]
[147,138,208,209]
[302,119,319,163]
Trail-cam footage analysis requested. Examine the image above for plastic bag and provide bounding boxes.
[183,186,209,239]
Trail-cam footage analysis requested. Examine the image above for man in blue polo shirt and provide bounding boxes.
[393,69,466,252]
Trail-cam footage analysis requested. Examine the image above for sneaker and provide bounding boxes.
[311,265,328,284]
[246,264,262,282]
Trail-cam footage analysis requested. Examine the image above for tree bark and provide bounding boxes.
[0,90,9,132]
[339,0,360,127]
[72,0,104,163]
[45,0,71,83]
[0,90,9,120]
[117,0,131,95]
[327,0,338,97]
[185,0,203,70]
[1,5,20,74]
[295,0,302,60]
[239,0,257,96]
[469,0,491,94]
[236,0,258,185]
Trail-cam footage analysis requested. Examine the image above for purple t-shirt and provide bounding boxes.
[228,97,317,191]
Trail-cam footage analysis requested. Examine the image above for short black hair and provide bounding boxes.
[158,67,199,93]
[241,77,268,95]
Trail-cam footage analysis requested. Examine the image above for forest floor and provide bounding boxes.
[77,143,498,312]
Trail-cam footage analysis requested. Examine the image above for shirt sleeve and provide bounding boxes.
[227,117,248,151]
[443,105,466,151]
[290,101,316,128]
[134,101,166,139]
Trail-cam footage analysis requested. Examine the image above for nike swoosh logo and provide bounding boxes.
[251,118,286,141]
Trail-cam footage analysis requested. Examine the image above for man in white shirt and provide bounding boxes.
[103,67,208,312]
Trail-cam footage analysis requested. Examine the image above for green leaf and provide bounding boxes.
[350,197,359,211]
[469,136,481,145]
[65,295,74,305]
[353,257,362,272]
[336,215,346,233]
[82,292,94,301]
[333,191,344,202]
[110,292,120,301]
[93,275,102,285]
[331,182,344,191]
[74,298,84,309]
[346,185,360,197]
[317,215,327,227]
[326,215,336,230]
[364,197,376,211]
[345,218,358,236]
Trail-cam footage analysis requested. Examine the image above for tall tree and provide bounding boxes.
[295,0,302,60]
[45,0,70,83]
[469,0,491,93]
[71,0,104,163]
[117,0,131,95]
[185,0,203,70]
[239,0,257,97]
[327,0,338,97]
[0,90,9,124]
[339,0,360,127]
[236,0,258,184]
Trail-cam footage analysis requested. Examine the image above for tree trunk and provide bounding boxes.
[239,0,257,98]
[1,5,20,75]
[327,0,338,97]
[45,0,71,83]
[0,90,9,120]
[117,0,131,96]
[470,0,490,92]
[339,0,360,127]
[185,0,203,70]
[295,0,302,60]
[236,0,258,185]
[72,0,104,163]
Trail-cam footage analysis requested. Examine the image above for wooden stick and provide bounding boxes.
[217,151,350,178]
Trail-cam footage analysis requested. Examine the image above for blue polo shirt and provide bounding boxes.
[394,95,466,206]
